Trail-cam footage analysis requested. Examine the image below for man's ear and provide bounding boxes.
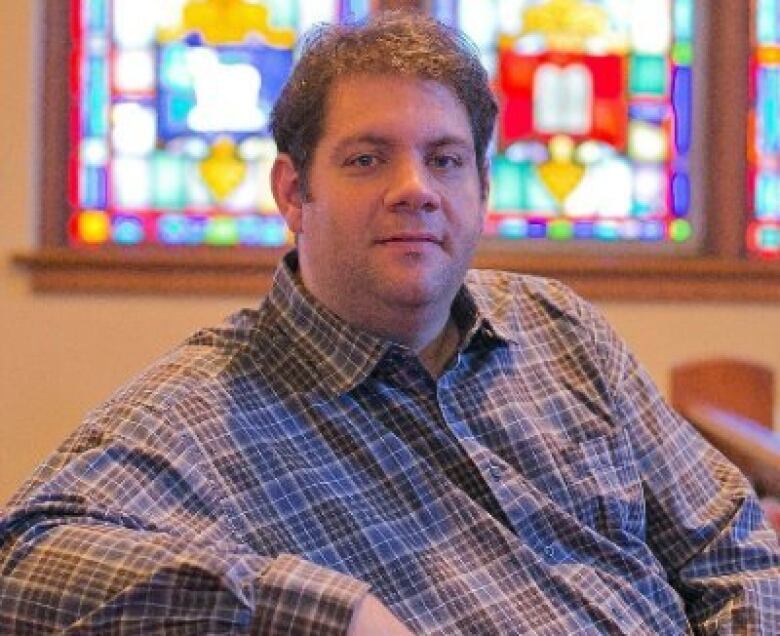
[271,154,304,234]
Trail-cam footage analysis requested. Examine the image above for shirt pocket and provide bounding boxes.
[552,426,645,538]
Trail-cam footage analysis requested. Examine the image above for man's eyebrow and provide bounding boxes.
[428,135,474,150]
[330,134,475,156]
[330,134,395,157]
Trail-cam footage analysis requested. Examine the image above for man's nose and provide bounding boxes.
[384,157,441,214]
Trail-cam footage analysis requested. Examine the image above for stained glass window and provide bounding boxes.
[69,0,373,247]
[749,0,780,258]
[432,0,696,246]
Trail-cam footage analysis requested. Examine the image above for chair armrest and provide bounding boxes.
[681,402,780,499]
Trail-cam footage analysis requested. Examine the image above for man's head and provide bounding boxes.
[270,11,497,350]
[270,10,498,198]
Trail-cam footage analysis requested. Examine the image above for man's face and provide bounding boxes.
[273,74,487,336]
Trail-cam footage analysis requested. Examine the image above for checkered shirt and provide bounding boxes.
[2,251,779,635]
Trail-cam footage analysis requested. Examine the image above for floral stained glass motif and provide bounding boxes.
[432,0,695,245]
[70,0,374,247]
[749,0,780,258]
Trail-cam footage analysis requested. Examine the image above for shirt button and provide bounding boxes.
[544,545,556,559]
[488,463,503,481]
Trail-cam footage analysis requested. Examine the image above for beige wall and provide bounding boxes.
[2,2,779,503]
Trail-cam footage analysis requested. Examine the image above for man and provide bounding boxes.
[1,11,779,635]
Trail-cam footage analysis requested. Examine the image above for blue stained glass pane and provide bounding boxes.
[86,0,108,32]
[160,45,194,91]
[573,222,593,239]
[238,216,288,246]
[641,221,665,241]
[671,172,690,215]
[158,45,292,140]
[750,0,780,255]
[497,218,528,239]
[759,226,780,248]
[113,215,145,245]
[80,165,107,208]
[758,67,780,154]
[756,171,780,218]
[340,0,371,22]
[158,214,188,245]
[594,222,619,241]
[158,214,209,245]
[164,94,195,132]
[757,0,779,44]
[672,66,692,154]
[431,0,457,26]
[674,0,694,41]
[528,222,546,239]
[268,0,297,28]
[84,57,108,136]
[628,103,668,125]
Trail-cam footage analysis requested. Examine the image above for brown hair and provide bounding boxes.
[269,10,498,196]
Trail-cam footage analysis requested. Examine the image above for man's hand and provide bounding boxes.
[347,593,414,636]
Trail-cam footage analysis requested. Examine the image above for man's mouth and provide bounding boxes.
[375,233,442,245]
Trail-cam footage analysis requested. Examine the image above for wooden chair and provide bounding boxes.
[670,358,780,530]
[670,358,774,429]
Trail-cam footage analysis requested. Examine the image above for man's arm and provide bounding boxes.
[0,409,371,634]
[584,301,780,633]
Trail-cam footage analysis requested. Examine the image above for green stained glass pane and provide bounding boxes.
[205,217,239,246]
[548,219,573,241]
[527,170,557,212]
[152,153,186,209]
[268,0,297,28]
[491,156,523,209]
[670,219,692,242]
[630,55,667,95]
[759,226,780,248]
[672,43,693,66]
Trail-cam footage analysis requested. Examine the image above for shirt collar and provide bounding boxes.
[264,251,390,396]
[264,251,515,396]
[451,280,518,348]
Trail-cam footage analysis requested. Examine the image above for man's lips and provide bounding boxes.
[374,233,442,245]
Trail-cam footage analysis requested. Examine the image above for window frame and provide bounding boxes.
[14,0,780,300]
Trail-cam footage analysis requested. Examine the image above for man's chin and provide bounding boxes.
[377,275,453,310]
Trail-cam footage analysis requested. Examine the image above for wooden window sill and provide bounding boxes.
[12,247,780,301]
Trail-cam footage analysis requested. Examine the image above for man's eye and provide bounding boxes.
[346,154,379,168]
[430,154,463,169]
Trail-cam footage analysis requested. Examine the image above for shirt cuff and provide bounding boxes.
[252,553,371,635]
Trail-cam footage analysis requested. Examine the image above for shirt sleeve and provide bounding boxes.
[579,298,780,634]
[0,405,369,634]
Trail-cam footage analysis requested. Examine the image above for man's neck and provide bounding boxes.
[291,261,461,374]
[417,316,460,378]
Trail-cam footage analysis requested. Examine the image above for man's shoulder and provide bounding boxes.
[89,306,276,425]
[465,268,579,301]
[464,268,596,335]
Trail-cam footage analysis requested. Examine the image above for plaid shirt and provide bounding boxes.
[2,251,779,635]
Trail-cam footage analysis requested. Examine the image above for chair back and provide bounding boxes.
[670,357,774,430]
